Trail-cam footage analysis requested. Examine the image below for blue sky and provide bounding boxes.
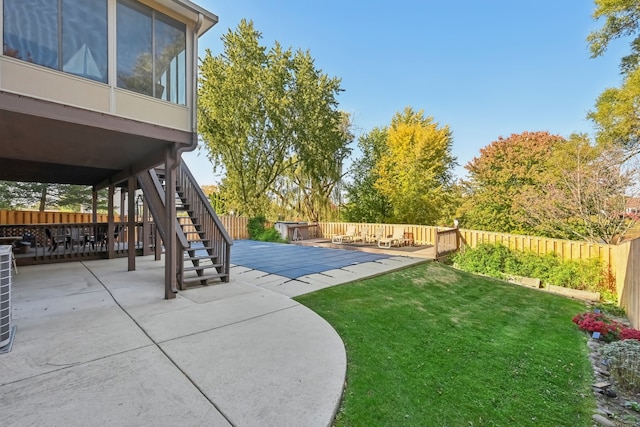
[183,0,630,185]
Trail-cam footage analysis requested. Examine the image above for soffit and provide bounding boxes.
[0,91,192,186]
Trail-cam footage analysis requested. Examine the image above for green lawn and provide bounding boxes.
[296,262,596,426]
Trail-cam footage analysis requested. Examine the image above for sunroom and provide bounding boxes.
[0,0,230,299]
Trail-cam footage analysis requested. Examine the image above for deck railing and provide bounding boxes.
[0,222,155,265]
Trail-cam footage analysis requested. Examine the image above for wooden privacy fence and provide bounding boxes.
[318,222,441,246]
[454,228,638,329]
[458,229,615,266]
[219,216,251,240]
[615,238,640,330]
[0,209,119,224]
[2,210,638,328]
[318,222,639,328]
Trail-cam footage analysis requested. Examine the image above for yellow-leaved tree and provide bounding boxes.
[374,107,456,225]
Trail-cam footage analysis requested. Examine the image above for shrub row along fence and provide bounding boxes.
[2,210,638,328]
[460,229,639,330]
[317,222,639,329]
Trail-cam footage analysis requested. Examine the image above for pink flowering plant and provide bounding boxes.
[620,328,640,341]
[573,311,640,343]
[572,312,622,342]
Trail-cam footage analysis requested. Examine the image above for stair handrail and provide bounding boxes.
[138,169,190,249]
[178,163,233,245]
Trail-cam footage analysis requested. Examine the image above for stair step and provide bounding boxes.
[149,163,230,288]
[186,245,218,252]
[184,263,223,273]
[180,223,202,229]
[184,230,207,242]
[184,234,207,241]
[188,238,209,243]
[180,222,202,228]
[182,272,227,285]
[184,254,219,262]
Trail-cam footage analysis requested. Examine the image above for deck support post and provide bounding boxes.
[142,195,151,256]
[164,147,178,299]
[127,176,136,272]
[107,185,115,259]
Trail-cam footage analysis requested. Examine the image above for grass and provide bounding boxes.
[295,262,596,426]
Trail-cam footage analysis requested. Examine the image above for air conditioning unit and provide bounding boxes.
[0,245,13,349]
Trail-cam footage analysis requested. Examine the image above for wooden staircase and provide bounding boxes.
[138,162,232,289]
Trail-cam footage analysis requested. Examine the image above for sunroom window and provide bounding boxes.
[3,0,108,83]
[116,0,186,105]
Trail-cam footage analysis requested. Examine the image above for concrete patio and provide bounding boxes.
[0,247,426,426]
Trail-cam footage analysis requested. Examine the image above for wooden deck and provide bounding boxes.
[290,238,436,259]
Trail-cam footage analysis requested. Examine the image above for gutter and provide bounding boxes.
[170,0,218,35]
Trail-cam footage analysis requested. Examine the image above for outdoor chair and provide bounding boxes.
[67,227,84,248]
[365,226,384,244]
[359,226,370,244]
[106,225,123,249]
[331,225,357,244]
[45,228,66,252]
[378,227,406,248]
[89,225,108,250]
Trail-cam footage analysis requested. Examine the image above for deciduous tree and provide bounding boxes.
[587,0,640,156]
[342,127,393,223]
[587,0,640,75]
[588,67,640,156]
[515,134,639,243]
[459,132,565,233]
[198,20,350,218]
[374,107,456,225]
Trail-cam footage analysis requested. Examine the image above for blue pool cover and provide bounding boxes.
[230,240,390,279]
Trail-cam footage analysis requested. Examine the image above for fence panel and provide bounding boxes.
[2,210,638,327]
[0,209,116,225]
[219,216,249,240]
[615,239,640,329]
[317,222,441,245]
[457,228,614,265]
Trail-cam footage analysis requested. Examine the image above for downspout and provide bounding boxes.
[178,12,203,158]
[167,13,203,295]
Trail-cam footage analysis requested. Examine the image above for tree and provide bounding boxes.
[587,0,640,75]
[0,181,14,209]
[7,182,60,211]
[588,67,640,156]
[459,132,565,233]
[57,185,108,212]
[587,0,640,156]
[270,110,353,223]
[374,107,456,225]
[0,181,107,212]
[198,20,350,218]
[342,127,393,223]
[515,134,639,243]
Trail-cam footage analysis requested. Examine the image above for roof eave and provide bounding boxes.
[169,0,218,36]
